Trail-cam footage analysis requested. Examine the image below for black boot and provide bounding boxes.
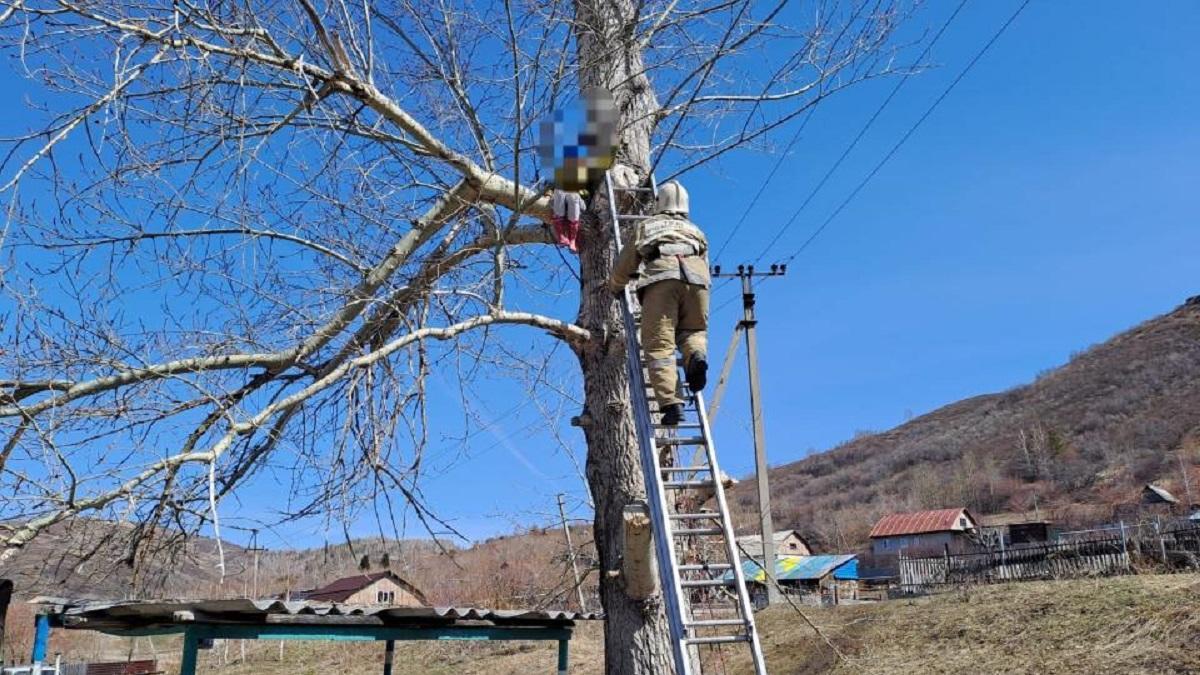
[686,356,708,392]
[661,403,685,426]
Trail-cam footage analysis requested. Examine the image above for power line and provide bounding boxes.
[750,0,971,263]
[711,0,892,262]
[711,107,821,262]
[772,0,1034,264]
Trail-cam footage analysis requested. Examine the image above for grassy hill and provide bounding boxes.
[736,297,1200,549]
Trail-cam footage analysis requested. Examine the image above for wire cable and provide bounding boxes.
[709,0,887,262]
[749,0,972,263]
[768,0,1033,264]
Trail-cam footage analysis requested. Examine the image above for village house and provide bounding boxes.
[293,570,429,606]
[868,508,979,556]
[735,529,813,559]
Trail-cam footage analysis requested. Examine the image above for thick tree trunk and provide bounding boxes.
[573,2,675,674]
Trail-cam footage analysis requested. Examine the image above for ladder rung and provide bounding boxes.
[619,214,653,220]
[661,468,713,475]
[615,186,655,192]
[657,437,706,446]
[686,618,745,627]
[653,423,701,430]
[672,527,724,536]
[663,480,714,489]
[678,563,733,572]
[686,635,750,646]
[669,513,720,521]
[680,579,729,588]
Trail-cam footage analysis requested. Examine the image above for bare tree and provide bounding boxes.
[0,1,916,671]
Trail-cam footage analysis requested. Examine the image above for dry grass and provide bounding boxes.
[17,574,1198,674]
[725,573,1200,675]
[185,622,605,675]
[736,299,1200,549]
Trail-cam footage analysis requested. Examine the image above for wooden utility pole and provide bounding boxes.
[557,493,589,612]
[712,263,786,605]
[247,530,268,599]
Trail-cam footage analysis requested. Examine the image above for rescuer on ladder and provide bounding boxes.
[609,180,709,426]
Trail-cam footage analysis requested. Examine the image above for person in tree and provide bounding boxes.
[609,181,709,426]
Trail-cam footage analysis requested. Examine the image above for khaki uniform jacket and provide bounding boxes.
[609,215,711,292]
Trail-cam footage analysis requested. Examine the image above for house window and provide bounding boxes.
[377,590,395,604]
[959,517,967,528]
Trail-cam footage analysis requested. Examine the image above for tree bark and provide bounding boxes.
[573,1,675,673]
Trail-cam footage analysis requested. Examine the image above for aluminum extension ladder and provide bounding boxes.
[604,171,768,675]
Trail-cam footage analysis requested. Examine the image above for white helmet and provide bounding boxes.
[654,181,689,216]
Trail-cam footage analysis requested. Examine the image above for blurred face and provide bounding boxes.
[539,88,617,191]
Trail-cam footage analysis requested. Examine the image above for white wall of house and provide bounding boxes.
[346,577,424,606]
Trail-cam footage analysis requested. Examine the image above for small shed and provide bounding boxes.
[978,512,1053,547]
[735,529,813,559]
[727,554,857,603]
[1142,484,1180,506]
[297,571,427,607]
[868,508,978,556]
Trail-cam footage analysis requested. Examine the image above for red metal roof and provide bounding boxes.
[868,508,974,538]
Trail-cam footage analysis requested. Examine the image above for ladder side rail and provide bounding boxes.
[691,388,769,673]
[605,172,693,675]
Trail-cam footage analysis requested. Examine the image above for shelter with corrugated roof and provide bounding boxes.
[868,508,978,556]
[30,598,597,675]
[978,511,1053,547]
[725,555,858,604]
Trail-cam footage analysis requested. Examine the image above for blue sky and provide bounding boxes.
[3,1,1198,551]
[406,0,1200,544]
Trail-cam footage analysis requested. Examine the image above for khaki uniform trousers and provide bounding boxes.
[639,278,709,407]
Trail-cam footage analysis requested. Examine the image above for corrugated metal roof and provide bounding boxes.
[724,555,856,584]
[978,511,1051,528]
[734,529,799,544]
[35,598,599,635]
[734,530,811,558]
[831,558,859,581]
[868,508,974,538]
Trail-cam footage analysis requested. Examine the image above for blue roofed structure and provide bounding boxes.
[832,558,859,581]
[725,555,857,584]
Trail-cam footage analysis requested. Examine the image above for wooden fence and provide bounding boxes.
[900,523,1200,591]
